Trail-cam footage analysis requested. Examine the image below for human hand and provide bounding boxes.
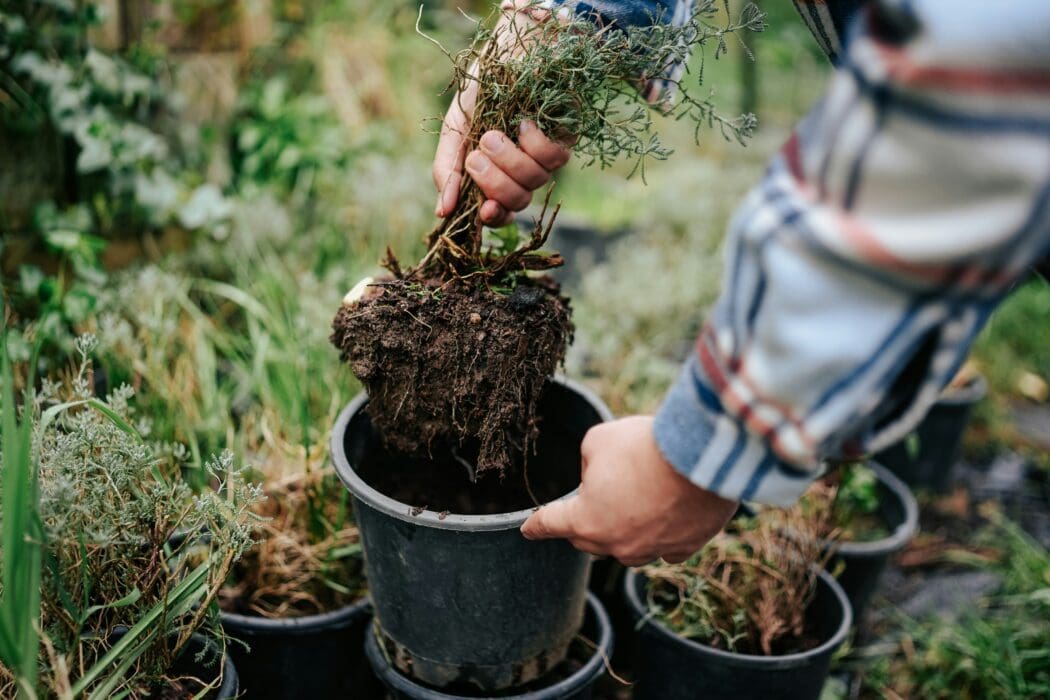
[432,0,574,227]
[521,416,738,566]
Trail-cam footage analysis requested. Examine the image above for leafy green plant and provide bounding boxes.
[0,322,43,699]
[823,462,888,543]
[1,1,231,240]
[232,76,354,198]
[91,228,369,617]
[1,336,262,697]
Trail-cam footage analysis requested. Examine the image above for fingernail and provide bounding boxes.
[440,181,456,214]
[519,120,535,136]
[466,152,490,174]
[480,131,504,154]
[435,194,443,217]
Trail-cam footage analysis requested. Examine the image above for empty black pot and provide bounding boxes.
[875,375,987,491]
[220,597,379,699]
[366,592,613,700]
[827,461,919,627]
[330,378,613,693]
[623,568,851,700]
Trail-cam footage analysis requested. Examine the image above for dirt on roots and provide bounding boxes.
[331,277,573,478]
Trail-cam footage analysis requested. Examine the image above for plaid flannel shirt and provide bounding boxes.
[554,0,1050,505]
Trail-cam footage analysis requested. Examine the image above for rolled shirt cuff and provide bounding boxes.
[653,353,820,507]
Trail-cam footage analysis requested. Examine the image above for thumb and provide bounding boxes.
[521,496,579,541]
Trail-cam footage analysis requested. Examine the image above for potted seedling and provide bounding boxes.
[812,461,919,628]
[0,336,259,698]
[329,1,763,694]
[623,488,851,700]
[875,365,988,492]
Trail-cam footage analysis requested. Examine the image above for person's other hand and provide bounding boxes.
[432,1,574,227]
[520,416,738,566]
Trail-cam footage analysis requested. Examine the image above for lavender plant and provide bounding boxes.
[411,0,764,281]
[0,336,263,698]
[332,0,764,477]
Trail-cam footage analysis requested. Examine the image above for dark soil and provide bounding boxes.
[343,380,597,514]
[331,277,572,477]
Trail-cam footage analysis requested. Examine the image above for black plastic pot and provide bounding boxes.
[331,378,613,693]
[219,597,379,699]
[366,592,613,700]
[623,568,851,700]
[106,630,238,698]
[875,375,987,491]
[827,461,919,626]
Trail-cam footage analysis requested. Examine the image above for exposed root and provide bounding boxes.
[331,277,572,476]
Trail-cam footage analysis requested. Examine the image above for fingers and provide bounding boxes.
[479,131,550,190]
[465,151,533,213]
[500,0,553,22]
[617,554,658,567]
[468,124,568,224]
[433,85,476,217]
[518,120,572,171]
[521,497,579,541]
[480,199,514,227]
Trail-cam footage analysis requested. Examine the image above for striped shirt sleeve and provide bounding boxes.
[654,0,1050,505]
[791,0,867,62]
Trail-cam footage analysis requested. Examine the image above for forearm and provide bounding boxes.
[655,1,1050,505]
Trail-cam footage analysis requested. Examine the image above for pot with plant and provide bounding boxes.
[0,336,259,699]
[329,1,763,694]
[87,230,380,696]
[216,469,379,700]
[622,488,851,700]
[811,460,919,628]
[874,365,988,492]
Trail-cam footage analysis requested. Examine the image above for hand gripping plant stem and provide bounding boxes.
[404,0,765,285]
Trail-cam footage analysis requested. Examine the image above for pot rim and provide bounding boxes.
[623,567,851,669]
[365,592,613,699]
[833,461,919,557]
[220,596,371,636]
[107,630,239,698]
[329,375,613,532]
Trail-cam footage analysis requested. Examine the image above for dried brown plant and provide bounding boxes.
[643,484,839,655]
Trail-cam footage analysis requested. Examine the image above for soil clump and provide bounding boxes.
[331,277,572,478]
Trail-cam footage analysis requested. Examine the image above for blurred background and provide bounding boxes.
[1,2,1047,697]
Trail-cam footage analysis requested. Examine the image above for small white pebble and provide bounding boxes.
[343,277,375,306]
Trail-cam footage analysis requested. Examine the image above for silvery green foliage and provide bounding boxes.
[31,337,262,691]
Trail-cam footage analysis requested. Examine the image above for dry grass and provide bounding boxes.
[643,483,839,655]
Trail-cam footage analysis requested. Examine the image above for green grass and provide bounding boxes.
[855,515,1050,699]
[0,335,42,698]
[972,277,1050,400]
